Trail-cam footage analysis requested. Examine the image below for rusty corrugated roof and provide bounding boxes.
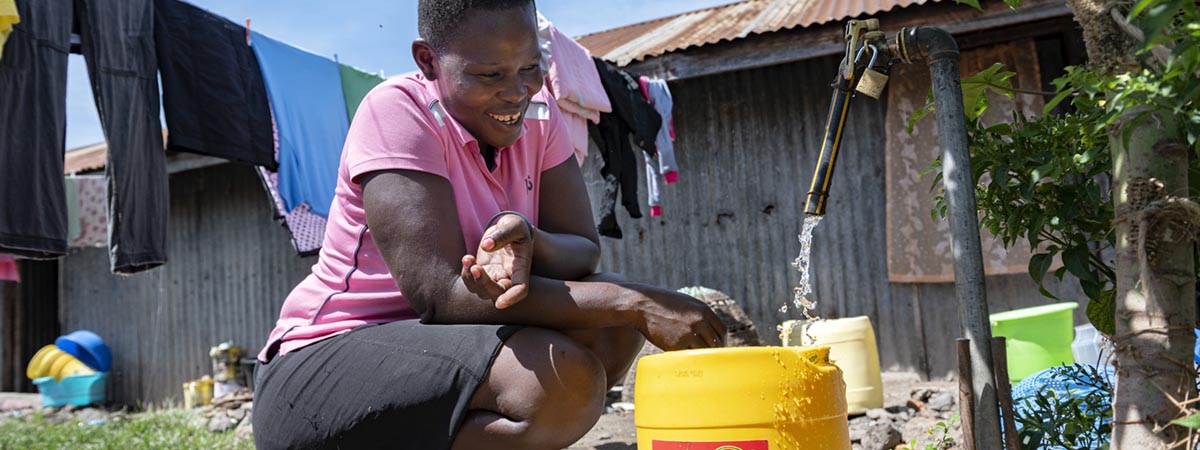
[64,142,108,174]
[577,0,941,66]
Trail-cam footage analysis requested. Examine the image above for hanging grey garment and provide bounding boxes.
[0,0,73,259]
[644,78,678,175]
[76,0,169,273]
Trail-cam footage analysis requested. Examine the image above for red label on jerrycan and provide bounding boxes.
[652,440,770,450]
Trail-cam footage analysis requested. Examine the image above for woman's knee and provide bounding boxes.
[489,327,607,446]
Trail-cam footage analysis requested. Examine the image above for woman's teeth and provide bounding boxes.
[489,112,521,125]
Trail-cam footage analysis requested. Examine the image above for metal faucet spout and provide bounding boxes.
[803,20,882,216]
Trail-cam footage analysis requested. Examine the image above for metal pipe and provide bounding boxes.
[804,20,878,216]
[898,26,1002,450]
[804,84,853,216]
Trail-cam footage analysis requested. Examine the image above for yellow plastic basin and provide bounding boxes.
[635,346,851,450]
[27,345,95,381]
[26,345,63,380]
[54,358,94,381]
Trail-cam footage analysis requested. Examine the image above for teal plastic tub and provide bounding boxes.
[989,302,1078,382]
[32,372,107,407]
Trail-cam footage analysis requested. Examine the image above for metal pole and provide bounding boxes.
[900,26,1002,450]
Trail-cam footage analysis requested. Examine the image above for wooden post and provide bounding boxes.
[991,337,1020,450]
[957,338,976,450]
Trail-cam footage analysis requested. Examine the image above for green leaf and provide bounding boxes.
[961,63,1015,120]
[1039,284,1060,300]
[1173,413,1200,429]
[1003,0,1020,10]
[953,0,983,10]
[1087,289,1116,335]
[908,96,936,134]
[986,122,1014,138]
[1043,88,1074,115]
[1063,245,1098,284]
[1128,0,1157,20]
[1027,214,1044,246]
[1081,279,1102,301]
[1138,0,1189,49]
[1029,252,1054,285]
[1031,162,1059,186]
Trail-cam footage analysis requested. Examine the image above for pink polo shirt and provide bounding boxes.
[259,73,575,361]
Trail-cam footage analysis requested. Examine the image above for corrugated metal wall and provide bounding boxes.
[61,165,314,405]
[579,54,1085,379]
[0,260,61,393]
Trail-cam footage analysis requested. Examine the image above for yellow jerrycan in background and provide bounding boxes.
[781,316,884,415]
[634,346,851,449]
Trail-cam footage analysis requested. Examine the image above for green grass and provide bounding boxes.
[0,409,253,450]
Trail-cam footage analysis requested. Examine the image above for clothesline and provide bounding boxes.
[0,0,685,278]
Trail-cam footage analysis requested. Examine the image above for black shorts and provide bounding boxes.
[252,321,521,450]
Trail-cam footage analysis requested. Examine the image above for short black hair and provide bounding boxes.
[418,0,537,51]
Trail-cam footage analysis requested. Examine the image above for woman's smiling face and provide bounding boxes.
[415,4,544,152]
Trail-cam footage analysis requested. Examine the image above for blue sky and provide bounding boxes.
[65,0,736,149]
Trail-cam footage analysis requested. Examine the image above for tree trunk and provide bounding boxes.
[1064,0,1140,74]
[1064,0,1199,447]
[1110,110,1196,449]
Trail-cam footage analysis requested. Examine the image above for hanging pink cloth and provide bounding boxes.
[0,254,18,282]
[69,175,108,249]
[545,23,610,116]
[541,18,611,165]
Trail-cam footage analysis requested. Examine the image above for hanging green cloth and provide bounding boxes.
[339,64,384,122]
[64,177,81,242]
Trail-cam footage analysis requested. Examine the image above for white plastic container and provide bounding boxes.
[1072,324,1106,365]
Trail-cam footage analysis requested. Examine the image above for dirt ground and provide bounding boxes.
[568,372,959,450]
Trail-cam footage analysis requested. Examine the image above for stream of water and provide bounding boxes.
[777,215,823,344]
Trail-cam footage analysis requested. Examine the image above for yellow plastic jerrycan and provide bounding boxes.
[635,346,851,450]
[781,316,884,415]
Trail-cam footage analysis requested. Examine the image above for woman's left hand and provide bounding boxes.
[465,213,534,309]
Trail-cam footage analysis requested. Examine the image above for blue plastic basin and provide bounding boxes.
[55,330,111,373]
[32,372,108,407]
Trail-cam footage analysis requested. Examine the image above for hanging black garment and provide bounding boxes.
[0,0,73,258]
[591,57,661,239]
[589,117,641,239]
[76,0,170,273]
[155,0,275,169]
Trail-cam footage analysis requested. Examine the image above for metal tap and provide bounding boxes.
[803,19,892,216]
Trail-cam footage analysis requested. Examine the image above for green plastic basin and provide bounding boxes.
[989,302,1078,382]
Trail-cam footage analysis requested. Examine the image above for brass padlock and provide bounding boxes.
[855,68,889,99]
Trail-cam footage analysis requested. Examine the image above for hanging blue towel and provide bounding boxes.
[251,31,348,217]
